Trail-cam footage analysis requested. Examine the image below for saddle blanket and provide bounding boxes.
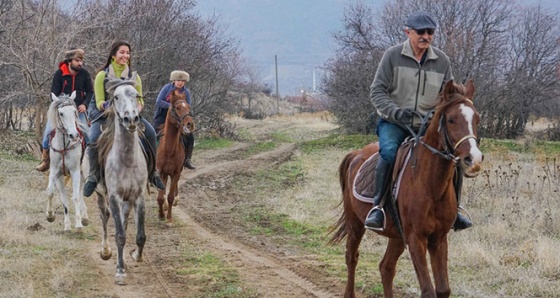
[352,142,413,204]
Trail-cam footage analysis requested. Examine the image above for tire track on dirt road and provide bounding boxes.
[174,142,338,297]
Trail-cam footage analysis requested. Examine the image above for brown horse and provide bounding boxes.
[156,89,195,224]
[329,80,483,298]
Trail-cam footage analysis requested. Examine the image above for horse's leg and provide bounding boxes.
[97,193,112,260]
[46,171,57,223]
[80,151,90,226]
[166,174,181,224]
[429,236,450,298]
[131,195,146,262]
[380,238,406,298]
[173,172,179,206]
[70,169,84,230]
[157,176,167,220]
[344,216,366,298]
[55,175,72,231]
[408,235,436,297]
[109,193,127,285]
[122,200,132,232]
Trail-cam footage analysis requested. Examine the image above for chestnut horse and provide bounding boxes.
[329,80,483,298]
[156,89,195,224]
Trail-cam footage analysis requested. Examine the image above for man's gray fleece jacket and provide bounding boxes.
[370,39,453,128]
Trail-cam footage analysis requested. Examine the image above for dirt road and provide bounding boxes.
[86,114,343,298]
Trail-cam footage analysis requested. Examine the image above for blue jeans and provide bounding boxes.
[376,119,411,163]
[42,112,90,149]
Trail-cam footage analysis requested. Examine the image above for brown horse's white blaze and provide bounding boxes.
[457,101,483,177]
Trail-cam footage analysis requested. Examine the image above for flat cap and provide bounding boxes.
[405,12,437,30]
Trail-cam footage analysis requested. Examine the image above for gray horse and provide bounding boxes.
[95,76,147,285]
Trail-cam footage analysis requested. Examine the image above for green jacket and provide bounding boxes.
[370,39,453,128]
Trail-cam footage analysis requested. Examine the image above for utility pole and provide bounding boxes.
[275,55,279,114]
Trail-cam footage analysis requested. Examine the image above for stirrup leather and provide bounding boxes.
[365,206,386,231]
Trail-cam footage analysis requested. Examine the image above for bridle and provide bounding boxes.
[50,101,83,172]
[169,99,192,132]
[407,99,478,164]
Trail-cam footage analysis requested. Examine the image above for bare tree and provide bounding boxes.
[0,0,253,139]
[323,0,560,140]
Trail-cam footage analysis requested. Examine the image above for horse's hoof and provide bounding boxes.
[100,248,112,260]
[81,218,89,226]
[46,215,55,222]
[172,199,178,207]
[130,249,143,262]
[115,273,127,286]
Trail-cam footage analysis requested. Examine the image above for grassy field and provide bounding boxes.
[1,118,559,297]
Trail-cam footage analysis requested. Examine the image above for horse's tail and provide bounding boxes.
[327,150,357,245]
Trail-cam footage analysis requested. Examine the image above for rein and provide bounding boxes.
[169,99,190,130]
[51,123,83,174]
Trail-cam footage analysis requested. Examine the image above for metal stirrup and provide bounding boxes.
[365,206,386,231]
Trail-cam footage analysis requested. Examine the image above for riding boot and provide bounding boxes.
[83,146,100,197]
[364,158,393,231]
[149,170,165,190]
[183,134,196,170]
[453,213,473,231]
[35,149,50,172]
[452,167,473,231]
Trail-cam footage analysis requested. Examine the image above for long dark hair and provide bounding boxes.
[98,40,132,72]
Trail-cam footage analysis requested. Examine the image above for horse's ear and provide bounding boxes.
[465,80,475,100]
[51,93,58,102]
[70,91,77,100]
[443,80,455,100]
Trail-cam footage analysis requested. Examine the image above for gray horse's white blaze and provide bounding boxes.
[459,102,483,165]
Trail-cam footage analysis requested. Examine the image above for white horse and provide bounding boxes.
[45,91,89,231]
[95,76,147,285]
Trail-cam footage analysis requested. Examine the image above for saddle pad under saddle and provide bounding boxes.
[352,140,415,204]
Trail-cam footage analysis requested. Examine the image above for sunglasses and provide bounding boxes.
[414,28,435,35]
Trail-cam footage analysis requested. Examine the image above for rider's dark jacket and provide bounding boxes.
[51,61,94,108]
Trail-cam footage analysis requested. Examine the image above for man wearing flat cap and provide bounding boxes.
[153,70,197,170]
[36,48,93,172]
[364,12,473,231]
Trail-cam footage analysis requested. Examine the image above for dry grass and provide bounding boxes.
[264,141,560,297]
[1,113,559,297]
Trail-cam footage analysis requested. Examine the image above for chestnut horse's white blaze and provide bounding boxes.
[459,103,483,165]
[45,91,89,231]
[94,76,147,285]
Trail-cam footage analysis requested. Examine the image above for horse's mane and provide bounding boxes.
[433,82,473,119]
